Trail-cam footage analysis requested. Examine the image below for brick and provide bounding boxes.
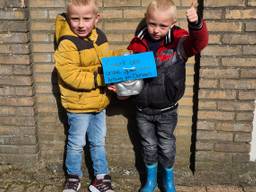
[196,141,214,151]
[0,116,35,126]
[204,0,245,7]
[199,90,237,100]
[178,107,193,116]
[199,79,218,88]
[30,0,65,8]
[200,68,239,79]
[216,122,237,132]
[202,45,242,56]
[241,69,256,78]
[222,34,256,45]
[0,65,13,75]
[0,107,15,116]
[201,58,220,68]
[198,111,235,120]
[245,22,256,31]
[31,21,54,31]
[215,143,250,153]
[217,101,254,111]
[0,44,30,54]
[0,9,26,20]
[31,33,50,42]
[0,55,30,65]
[36,85,53,94]
[225,9,256,19]
[0,21,28,32]
[16,107,35,116]
[234,133,251,142]
[34,74,52,83]
[32,53,52,63]
[0,153,39,165]
[102,9,123,19]
[207,21,242,32]
[30,10,48,19]
[198,101,217,110]
[0,75,32,86]
[15,87,33,96]
[123,9,145,19]
[104,33,123,42]
[0,0,25,8]
[238,90,256,100]
[242,45,256,55]
[104,0,140,7]
[220,79,256,89]
[222,57,256,67]
[0,33,28,43]
[32,43,54,53]
[197,130,233,142]
[0,97,34,106]
[104,21,139,31]
[236,112,254,121]
[179,97,193,106]
[196,151,233,162]
[14,65,32,75]
[208,34,222,44]
[33,64,54,73]
[0,145,38,154]
[0,86,15,96]
[204,9,223,20]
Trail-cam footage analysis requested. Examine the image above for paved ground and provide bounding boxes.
[0,165,256,192]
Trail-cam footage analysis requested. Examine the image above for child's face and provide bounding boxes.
[146,9,175,40]
[68,3,99,38]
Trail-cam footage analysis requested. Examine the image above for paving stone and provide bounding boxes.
[25,184,44,192]
[6,184,25,192]
[206,185,243,192]
[243,186,256,192]
[41,185,61,192]
[177,186,207,192]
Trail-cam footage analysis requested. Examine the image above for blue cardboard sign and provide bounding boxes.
[101,52,157,84]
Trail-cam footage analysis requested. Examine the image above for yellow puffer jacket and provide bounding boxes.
[54,13,123,113]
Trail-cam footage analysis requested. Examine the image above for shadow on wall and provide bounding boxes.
[106,96,145,183]
[51,67,68,174]
[190,0,204,174]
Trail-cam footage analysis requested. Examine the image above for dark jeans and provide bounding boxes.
[136,108,178,168]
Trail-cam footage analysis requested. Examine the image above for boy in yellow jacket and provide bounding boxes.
[54,0,123,191]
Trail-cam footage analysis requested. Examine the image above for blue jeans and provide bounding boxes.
[136,108,178,168]
[66,110,109,177]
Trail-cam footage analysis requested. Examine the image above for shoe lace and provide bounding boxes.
[65,177,80,190]
[94,176,113,192]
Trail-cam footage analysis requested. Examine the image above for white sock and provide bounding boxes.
[96,174,106,180]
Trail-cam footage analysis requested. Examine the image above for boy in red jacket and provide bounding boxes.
[119,0,208,191]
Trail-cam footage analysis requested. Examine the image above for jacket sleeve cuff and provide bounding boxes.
[188,17,203,30]
[94,72,105,87]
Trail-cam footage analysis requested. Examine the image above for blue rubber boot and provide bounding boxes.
[139,164,157,192]
[163,167,176,192]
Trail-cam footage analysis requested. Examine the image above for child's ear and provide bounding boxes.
[95,13,100,23]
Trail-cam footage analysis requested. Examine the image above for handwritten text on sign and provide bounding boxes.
[101,52,157,84]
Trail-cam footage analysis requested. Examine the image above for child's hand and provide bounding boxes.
[107,84,117,92]
[186,0,198,23]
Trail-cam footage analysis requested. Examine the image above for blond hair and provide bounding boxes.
[67,0,99,13]
[146,0,177,20]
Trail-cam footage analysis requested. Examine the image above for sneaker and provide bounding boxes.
[63,174,81,192]
[88,175,114,192]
